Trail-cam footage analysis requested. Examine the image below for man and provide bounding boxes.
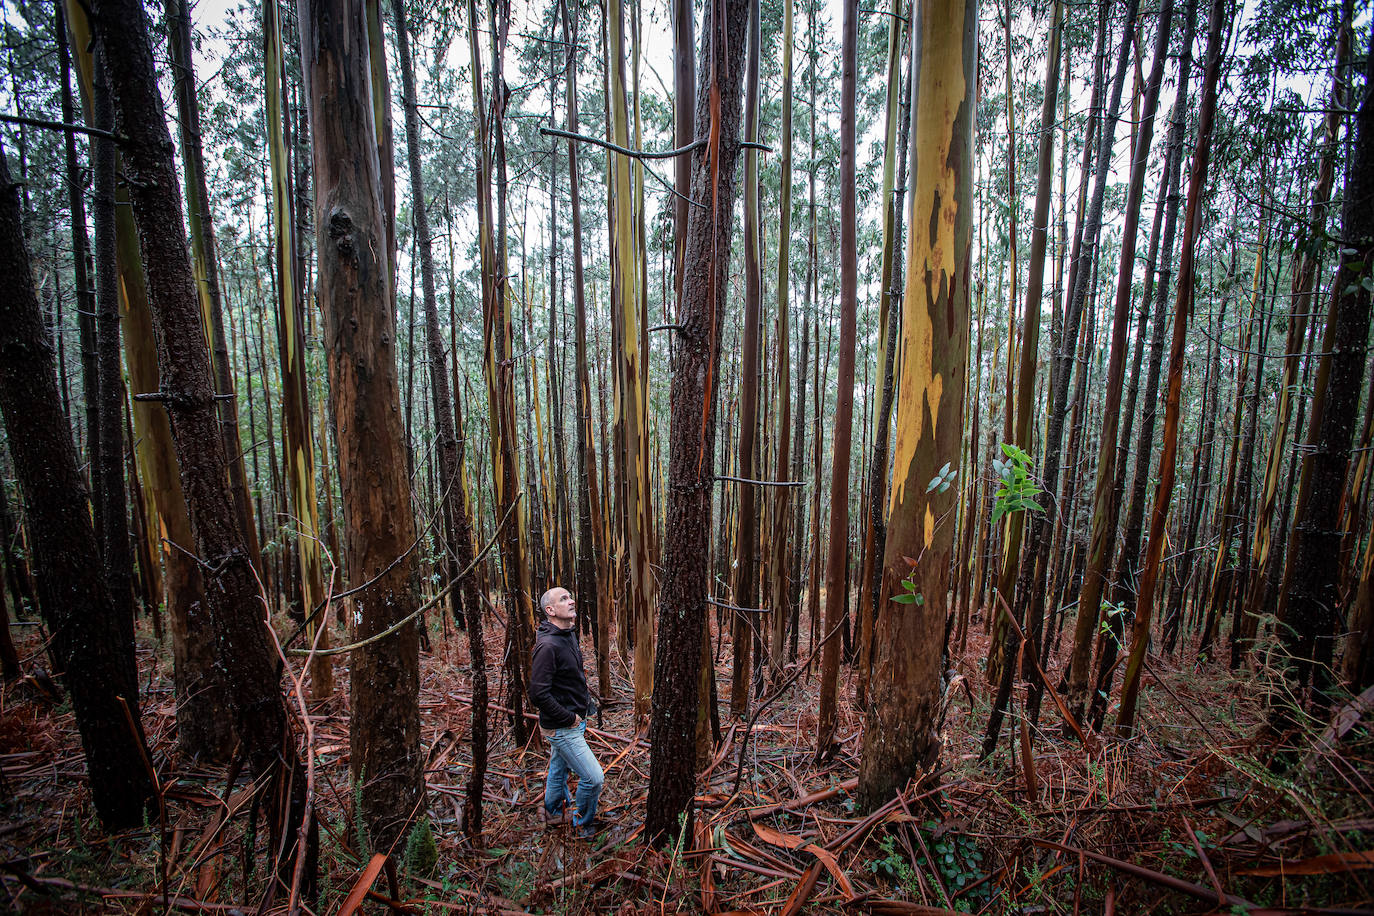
[530,586,604,837]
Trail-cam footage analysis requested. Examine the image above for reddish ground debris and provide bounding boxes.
[0,606,1370,913]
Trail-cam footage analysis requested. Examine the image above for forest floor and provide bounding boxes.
[1,606,1371,915]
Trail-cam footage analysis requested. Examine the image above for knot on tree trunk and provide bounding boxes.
[328,207,357,264]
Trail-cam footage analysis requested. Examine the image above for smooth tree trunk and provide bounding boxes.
[298,0,422,852]
[857,0,910,704]
[1077,0,1174,728]
[1241,0,1352,641]
[606,0,656,719]
[858,0,973,810]
[645,0,751,847]
[768,0,796,680]
[265,0,333,696]
[560,0,611,704]
[1057,0,1147,723]
[731,0,763,717]
[1109,0,1196,630]
[0,143,157,832]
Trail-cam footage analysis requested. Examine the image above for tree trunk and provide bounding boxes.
[1109,0,1196,633]
[299,0,421,853]
[165,0,260,573]
[731,0,763,717]
[645,0,751,846]
[858,0,973,810]
[1055,0,1146,724]
[857,0,911,704]
[0,142,157,831]
[1078,0,1175,729]
[265,0,333,697]
[768,0,796,681]
[1241,0,1352,640]
[392,0,487,839]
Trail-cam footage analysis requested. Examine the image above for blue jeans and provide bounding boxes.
[544,720,604,829]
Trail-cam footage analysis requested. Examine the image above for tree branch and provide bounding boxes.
[0,113,121,143]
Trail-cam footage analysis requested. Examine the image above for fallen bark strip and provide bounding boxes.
[780,860,824,916]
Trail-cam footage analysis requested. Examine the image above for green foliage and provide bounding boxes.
[990,443,1044,525]
[926,461,958,494]
[870,827,990,912]
[403,815,439,879]
[352,773,370,859]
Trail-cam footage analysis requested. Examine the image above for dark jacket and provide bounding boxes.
[530,619,593,729]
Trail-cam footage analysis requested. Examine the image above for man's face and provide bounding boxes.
[546,588,576,629]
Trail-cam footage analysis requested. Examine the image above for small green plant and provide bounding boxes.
[870,834,920,896]
[352,772,370,859]
[990,443,1044,524]
[403,815,438,879]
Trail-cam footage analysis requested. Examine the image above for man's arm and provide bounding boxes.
[529,642,577,727]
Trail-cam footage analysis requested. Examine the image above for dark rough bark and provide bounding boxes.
[1270,31,1374,725]
[68,0,229,759]
[57,4,99,497]
[645,0,750,847]
[91,0,311,887]
[0,143,156,830]
[857,0,973,810]
[166,0,260,571]
[298,0,422,852]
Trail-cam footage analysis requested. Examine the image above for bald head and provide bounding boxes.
[541,587,576,629]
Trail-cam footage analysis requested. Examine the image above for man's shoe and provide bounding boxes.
[542,804,573,828]
[576,817,607,839]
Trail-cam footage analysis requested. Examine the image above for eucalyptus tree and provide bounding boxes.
[646,0,752,846]
[393,0,488,838]
[858,0,974,810]
[1270,26,1374,725]
[298,0,422,852]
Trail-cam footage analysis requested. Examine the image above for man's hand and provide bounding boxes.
[574,714,583,727]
